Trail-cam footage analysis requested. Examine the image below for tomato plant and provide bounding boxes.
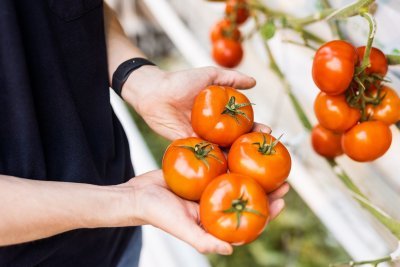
[191,85,254,147]
[366,86,400,125]
[227,132,291,193]
[311,124,343,158]
[210,19,241,42]
[356,46,388,77]
[314,92,361,133]
[225,0,249,25]
[200,173,269,245]
[312,40,358,95]
[212,39,243,68]
[162,137,227,201]
[341,121,392,162]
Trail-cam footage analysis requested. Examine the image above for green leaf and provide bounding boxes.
[260,22,276,40]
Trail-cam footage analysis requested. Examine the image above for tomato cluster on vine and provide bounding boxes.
[210,0,249,68]
[312,40,400,162]
[162,85,291,245]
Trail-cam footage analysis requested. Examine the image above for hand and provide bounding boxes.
[119,169,289,255]
[121,66,256,141]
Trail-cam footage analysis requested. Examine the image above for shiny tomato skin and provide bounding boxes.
[341,121,392,162]
[162,137,227,201]
[200,173,269,245]
[191,85,254,147]
[366,86,400,125]
[210,19,241,42]
[311,124,343,158]
[314,92,361,133]
[356,46,388,76]
[212,38,243,68]
[225,0,249,25]
[227,132,291,193]
[312,40,357,95]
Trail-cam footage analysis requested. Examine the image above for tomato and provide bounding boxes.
[314,92,361,132]
[356,46,388,77]
[210,19,241,42]
[312,40,358,95]
[311,124,343,158]
[200,173,269,245]
[191,85,253,147]
[366,86,400,125]
[225,0,249,25]
[212,39,243,68]
[341,121,392,162]
[227,132,291,193]
[162,137,227,201]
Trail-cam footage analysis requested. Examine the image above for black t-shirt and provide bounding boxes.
[0,0,140,266]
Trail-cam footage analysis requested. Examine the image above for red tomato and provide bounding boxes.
[210,19,241,42]
[311,124,343,158]
[162,137,227,201]
[312,40,358,95]
[212,39,243,68]
[227,132,291,193]
[200,173,269,245]
[366,86,400,125]
[191,85,254,147]
[225,0,249,25]
[314,92,361,132]
[341,121,392,162]
[356,46,388,77]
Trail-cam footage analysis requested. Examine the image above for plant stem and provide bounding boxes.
[357,12,376,74]
[319,0,346,39]
[386,54,400,65]
[330,255,392,266]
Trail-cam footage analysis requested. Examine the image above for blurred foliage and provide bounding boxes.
[128,107,349,267]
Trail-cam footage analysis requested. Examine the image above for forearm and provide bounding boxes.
[0,175,133,246]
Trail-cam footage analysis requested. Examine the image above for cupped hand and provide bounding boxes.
[122,66,256,141]
[121,169,289,255]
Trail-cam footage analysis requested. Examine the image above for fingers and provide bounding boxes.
[252,122,272,134]
[268,182,290,201]
[204,67,256,89]
[269,198,285,220]
[186,226,233,255]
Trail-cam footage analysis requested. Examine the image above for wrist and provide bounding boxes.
[121,65,167,113]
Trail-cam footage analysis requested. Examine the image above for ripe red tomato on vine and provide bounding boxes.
[212,39,243,68]
[210,18,241,42]
[162,137,227,201]
[366,86,400,125]
[200,173,269,245]
[356,46,388,77]
[311,124,343,158]
[191,85,254,147]
[227,132,291,193]
[225,0,249,25]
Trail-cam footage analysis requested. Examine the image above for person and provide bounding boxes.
[0,1,289,266]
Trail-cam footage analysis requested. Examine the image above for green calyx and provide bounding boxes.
[222,194,265,229]
[252,133,282,155]
[177,142,223,170]
[221,96,254,124]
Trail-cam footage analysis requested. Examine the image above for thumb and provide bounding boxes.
[204,67,256,89]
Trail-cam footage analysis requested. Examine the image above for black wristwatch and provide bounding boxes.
[111,57,156,97]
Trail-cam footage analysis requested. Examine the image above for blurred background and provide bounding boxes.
[106,0,400,266]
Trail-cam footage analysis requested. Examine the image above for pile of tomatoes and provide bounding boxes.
[162,85,291,245]
[210,0,249,68]
[312,40,400,162]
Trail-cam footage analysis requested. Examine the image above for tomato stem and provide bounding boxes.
[252,133,283,155]
[356,12,376,75]
[177,142,223,170]
[221,96,254,124]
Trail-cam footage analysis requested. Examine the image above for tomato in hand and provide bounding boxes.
[314,92,361,132]
[210,19,241,42]
[356,46,388,77]
[162,137,227,201]
[225,0,249,25]
[191,85,253,147]
[200,173,269,245]
[312,40,357,95]
[212,39,243,68]
[341,121,392,162]
[366,86,400,125]
[227,132,291,193]
[311,124,343,158]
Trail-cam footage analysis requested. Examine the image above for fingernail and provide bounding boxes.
[219,245,232,255]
